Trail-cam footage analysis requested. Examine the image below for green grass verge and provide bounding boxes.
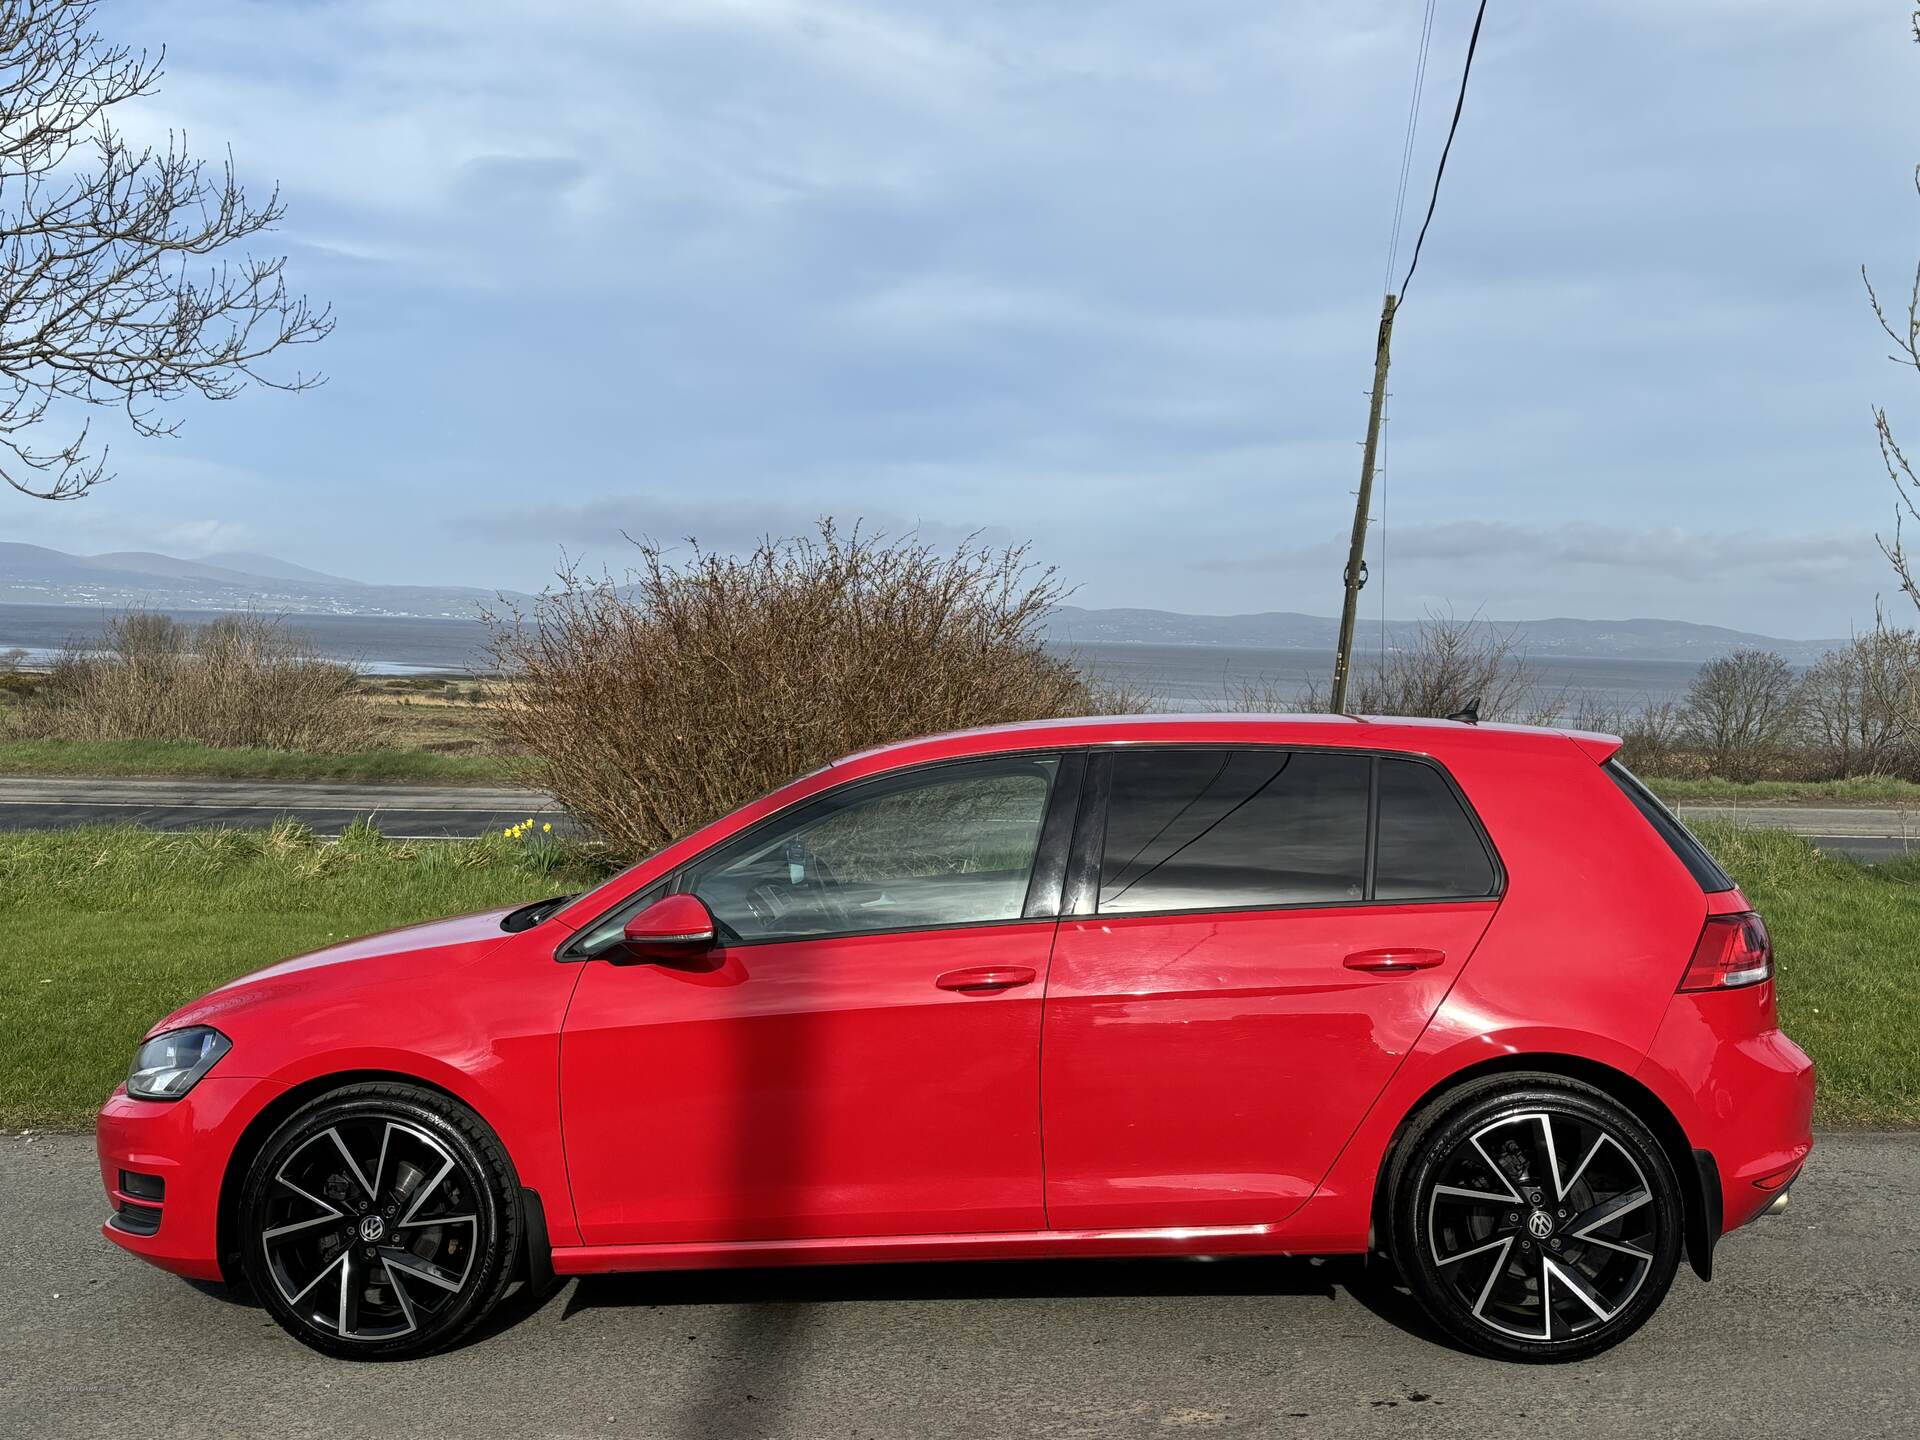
[1649,775,1920,806]
[0,738,517,785]
[1692,822,1920,1128]
[0,823,616,1128]
[0,823,1909,1131]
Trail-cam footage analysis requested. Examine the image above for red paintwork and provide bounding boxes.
[96,714,1814,1291]
[621,892,716,952]
[1637,980,1814,1229]
[1041,901,1496,1229]
[561,923,1052,1243]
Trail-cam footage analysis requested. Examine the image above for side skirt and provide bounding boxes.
[550,1222,1365,1277]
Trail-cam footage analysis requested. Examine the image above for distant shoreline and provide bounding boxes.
[2,600,1715,707]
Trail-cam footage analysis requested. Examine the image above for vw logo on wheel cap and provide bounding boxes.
[1527,1210,1555,1240]
[358,1214,386,1243]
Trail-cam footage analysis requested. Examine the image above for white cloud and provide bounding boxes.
[19,0,1907,639]
[447,492,1003,558]
[156,518,259,555]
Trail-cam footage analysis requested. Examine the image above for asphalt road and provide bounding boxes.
[2,1131,1914,1439]
[0,776,577,840]
[2,777,1913,861]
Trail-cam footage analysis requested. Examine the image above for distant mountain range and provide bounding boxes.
[0,543,1845,663]
[0,542,530,621]
[1044,606,1846,664]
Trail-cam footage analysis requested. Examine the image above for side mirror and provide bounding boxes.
[620,894,717,960]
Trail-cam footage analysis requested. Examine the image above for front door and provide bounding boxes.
[1041,747,1500,1230]
[560,753,1072,1246]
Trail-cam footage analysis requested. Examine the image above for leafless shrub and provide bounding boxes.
[1680,648,1801,780]
[1218,677,1298,713]
[0,645,24,672]
[107,610,187,659]
[1285,613,1548,721]
[1567,694,1689,774]
[10,608,369,749]
[483,523,1124,858]
[1796,628,1920,776]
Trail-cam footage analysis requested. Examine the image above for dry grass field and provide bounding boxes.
[0,671,518,783]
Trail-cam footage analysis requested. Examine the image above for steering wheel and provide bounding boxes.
[787,839,853,928]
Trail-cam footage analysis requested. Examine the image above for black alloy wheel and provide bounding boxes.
[239,1082,521,1359]
[1389,1075,1684,1362]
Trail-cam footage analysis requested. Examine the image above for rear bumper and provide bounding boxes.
[1637,984,1815,1236]
[95,1077,279,1282]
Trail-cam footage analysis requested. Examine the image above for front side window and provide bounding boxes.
[684,755,1060,941]
[1099,749,1369,913]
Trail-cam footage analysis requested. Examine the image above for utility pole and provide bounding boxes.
[1329,292,1397,713]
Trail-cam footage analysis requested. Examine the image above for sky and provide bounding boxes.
[3,0,1917,639]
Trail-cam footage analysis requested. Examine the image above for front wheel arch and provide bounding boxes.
[1371,1053,1716,1282]
[217,1069,512,1283]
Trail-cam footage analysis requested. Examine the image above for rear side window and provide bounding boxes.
[1099,749,1370,913]
[1606,761,1735,893]
[1374,758,1498,900]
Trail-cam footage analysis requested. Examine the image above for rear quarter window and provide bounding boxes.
[1374,757,1499,900]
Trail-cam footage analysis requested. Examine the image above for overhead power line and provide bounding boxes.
[1384,0,1439,293]
[1396,0,1490,302]
[1330,0,1493,712]
[1377,0,1439,667]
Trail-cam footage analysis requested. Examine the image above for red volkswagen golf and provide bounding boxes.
[97,715,1813,1362]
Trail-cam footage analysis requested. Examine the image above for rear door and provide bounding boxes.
[1040,747,1500,1230]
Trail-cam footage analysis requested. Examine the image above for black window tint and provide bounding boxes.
[1374,759,1497,900]
[1606,760,1735,893]
[686,756,1059,940]
[1099,749,1368,914]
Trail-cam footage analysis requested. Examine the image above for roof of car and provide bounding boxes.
[829,713,1622,771]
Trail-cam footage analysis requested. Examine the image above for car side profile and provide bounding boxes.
[97,714,1814,1362]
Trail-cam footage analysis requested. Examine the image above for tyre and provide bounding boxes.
[238,1081,522,1359]
[1387,1075,1684,1362]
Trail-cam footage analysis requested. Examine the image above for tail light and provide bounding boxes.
[1679,912,1773,992]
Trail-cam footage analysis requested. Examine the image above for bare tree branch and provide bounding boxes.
[0,0,332,500]
[1866,10,1920,610]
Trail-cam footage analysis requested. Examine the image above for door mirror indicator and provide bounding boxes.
[620,894,717,960]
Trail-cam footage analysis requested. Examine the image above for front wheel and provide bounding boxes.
[1388,1076,1684,1362]
[238,1081,522,1359]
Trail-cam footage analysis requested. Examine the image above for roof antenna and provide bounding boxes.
[1446,697,1481,725]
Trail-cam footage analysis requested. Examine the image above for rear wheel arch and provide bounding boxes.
[1371,1052,1716,1281]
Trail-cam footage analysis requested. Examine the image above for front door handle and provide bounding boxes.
[935,966,1037,993]
[1343,947,1447,974]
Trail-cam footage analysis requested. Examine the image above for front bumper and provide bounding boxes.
[1637,985,1815,1236]
[96,1076,280,1282]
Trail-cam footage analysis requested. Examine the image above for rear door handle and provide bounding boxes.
[936,966,1037,993]
[1343,947,1447,974]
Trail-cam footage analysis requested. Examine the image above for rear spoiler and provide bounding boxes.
[1564,730,1624,764]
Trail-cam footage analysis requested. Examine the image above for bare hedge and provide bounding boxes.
[484,524,1122,858]
[1277,613,1555,723]
[10,610,370,750]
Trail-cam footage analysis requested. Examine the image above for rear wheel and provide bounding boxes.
[238,1082,521,1359]
[1388,1076,1684,1362]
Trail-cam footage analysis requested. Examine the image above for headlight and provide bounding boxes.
[126,1027,231,1100]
